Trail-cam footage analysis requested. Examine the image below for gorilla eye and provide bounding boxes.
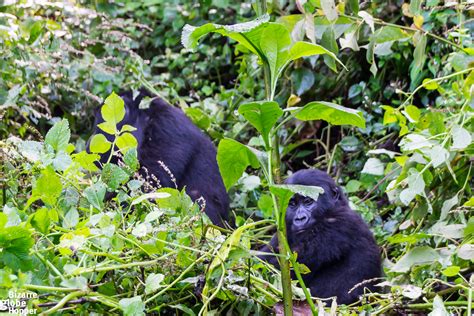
[303,197,314,206]
[288,199,297,207]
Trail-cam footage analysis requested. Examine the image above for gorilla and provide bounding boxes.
[261,169,381,304]
[89,89,230,227]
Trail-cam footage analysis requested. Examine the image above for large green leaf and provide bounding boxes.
[102,92,125,125]
[391,246,440,273]
[259,23,291,94]
[32,167,63,206]
[45,119,70,152]
[294,101,366,128]
[217,138,261,190]
[0,226,34,272]
[373,26,411,44]
[89,134,112,154]
[181,14,270,53]
[238,101,283,148]
[182,18,342,97]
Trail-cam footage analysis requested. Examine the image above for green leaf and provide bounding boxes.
[292,68,316,96]
[45,119,70,152]
[184,107,211,130]
[131,192,171,206]
[181,14,270,52]
[32,167,63,205]
[238,101,283,148]
[89,134,112,154]
[430,296,448,316]
[145,273,165,294]
[123,148,139,173]
[399,168,425,205]
[289,41,335,62]
[441,265,460,277]
[391,246,439,273]
[422,78,439,90]
[403,105,421,123]
[119,296,145,316]
[31,208,51,234]
[294,101,366,128]
[102,92,125,125]
[260,23,291,94]
[361,157,384,176]
[373,26,411,44]
[101,164,130,190]
[116,132,138,153]
[321,27,338,72]
[410,33,427,82]
[258,194,274,218]
[120,124,137,133]
[0,226,34,272]
[84,181,106,210]
[73,152,100,172]
[98,121,116,135]
[217,138,260,190]
[321,0,338,21]
[451,126,472,150]
[345,0,359,14]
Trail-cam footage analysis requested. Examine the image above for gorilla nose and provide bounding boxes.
[294,214,309,226]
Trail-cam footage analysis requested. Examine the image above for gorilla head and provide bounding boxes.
[262,169,381,305]
[285,169,345,234]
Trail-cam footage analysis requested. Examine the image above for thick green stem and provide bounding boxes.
[255,1,293,313]
[277,230,293,314]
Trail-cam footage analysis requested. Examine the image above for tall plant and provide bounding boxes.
[182,14,366,315]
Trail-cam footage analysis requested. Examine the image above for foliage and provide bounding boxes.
[1,0,473,315]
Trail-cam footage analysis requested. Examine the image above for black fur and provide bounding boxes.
[89,90,230,227]
[262,169,381,304]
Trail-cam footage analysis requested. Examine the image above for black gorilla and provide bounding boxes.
[261,169,381,304]
[89,90,230,227]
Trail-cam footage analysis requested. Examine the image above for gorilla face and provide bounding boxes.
[285,169,343,234]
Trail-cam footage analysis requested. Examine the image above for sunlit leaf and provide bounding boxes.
[238,101,283,148]
[116,132,138,153]
[217,138,261,190]
[89,134,112,154]
[45,119,70,152]
[102,92,125,125]
[294,101,366,128]
[391,246,439,272]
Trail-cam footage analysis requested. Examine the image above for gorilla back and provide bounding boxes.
[89,90,230,227]
[262,169,381,304]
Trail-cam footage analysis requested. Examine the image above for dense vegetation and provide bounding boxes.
[1,0,472,315]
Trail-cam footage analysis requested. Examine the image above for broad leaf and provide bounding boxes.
[102,92,125,125]
[217,138,260,190]
[32,167,63,205]
[89,134,111,154]
[101,164,130,190]
[45,119,70,152]
[181,14,270,53]
[238,101,283,148]
[0,226,34,272]
[84,181,106,210]
[116,132,138,153]
[391,246,439,273]
[119,296,145,316]
[294,101,366,128]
